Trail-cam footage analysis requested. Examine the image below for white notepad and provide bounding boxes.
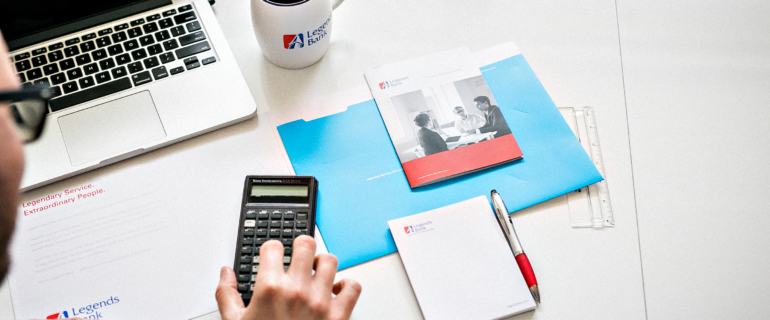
[388,196,536,320]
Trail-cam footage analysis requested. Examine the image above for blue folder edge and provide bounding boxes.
[277,54,603,269]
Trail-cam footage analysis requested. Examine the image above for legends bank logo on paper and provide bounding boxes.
[46,296,120,319]
[404,221,433,235]
[283,15,331,49]
[379,77,409,90]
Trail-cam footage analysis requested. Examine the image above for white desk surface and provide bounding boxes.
[3,0,768,319]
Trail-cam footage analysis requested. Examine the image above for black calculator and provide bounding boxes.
[233,176,318,305]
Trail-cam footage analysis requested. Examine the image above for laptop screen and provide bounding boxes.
[0,0,170,51]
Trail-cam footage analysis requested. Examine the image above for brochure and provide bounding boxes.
[365,47,522,188]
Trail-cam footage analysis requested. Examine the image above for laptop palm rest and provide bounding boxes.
[57,91,166,166]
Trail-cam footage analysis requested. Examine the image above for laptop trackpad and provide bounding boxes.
[58,91,166,166]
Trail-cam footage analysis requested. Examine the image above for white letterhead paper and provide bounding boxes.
[388,196,536,320]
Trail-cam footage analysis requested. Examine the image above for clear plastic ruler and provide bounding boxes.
[559,106,615,228]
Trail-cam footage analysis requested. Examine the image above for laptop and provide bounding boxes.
[1,0,257,191]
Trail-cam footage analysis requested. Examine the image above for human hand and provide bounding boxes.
[216,236,362,320]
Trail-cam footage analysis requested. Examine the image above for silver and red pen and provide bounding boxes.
[491,190,540,303]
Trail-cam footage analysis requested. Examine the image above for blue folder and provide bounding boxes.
[277,54,603,269]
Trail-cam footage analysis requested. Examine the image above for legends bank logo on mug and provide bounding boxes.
[282,15,331,50]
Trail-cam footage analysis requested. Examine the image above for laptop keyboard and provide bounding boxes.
[11,4,217,113]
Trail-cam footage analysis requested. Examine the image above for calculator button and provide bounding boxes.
[284,248,292,255]
[281,239,293,247]
[241,292,252,300]
[284,266,290,271]
[297,222,308,229]
[242,238,253,245]
[240,255,251,263]
[245,212,256,219]
[252,265,259,273]
[257,221,268,228]
[251,274,256,282]
[250,284,255,292]
[283,221,294,228]
[255,238,267,245]
[243,228,255,236]
[237,274,250,282]
[244,220,256,228]
[284,213,295,220]
[237,283,249,292]
[239,264,250,273]
[258,212,269,220]
[283,229,293,238]
[270,221,281,228]
[283,257,291,264]
[297,213,308,220]
[253,256,260,264]
[269,229,280,238]
[241,247,252,254]
[271,213,282,220]
[255,229,267,237]
[296,229,308,236]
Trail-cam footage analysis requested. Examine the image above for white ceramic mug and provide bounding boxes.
[251,0,344,69]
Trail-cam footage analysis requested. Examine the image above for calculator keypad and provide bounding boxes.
[237,209,311,301]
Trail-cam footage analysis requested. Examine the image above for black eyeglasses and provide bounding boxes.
[0,85,52,143]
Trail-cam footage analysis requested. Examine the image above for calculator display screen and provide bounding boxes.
[250,185,308,198]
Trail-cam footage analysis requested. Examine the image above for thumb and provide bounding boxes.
[215,266,246,320]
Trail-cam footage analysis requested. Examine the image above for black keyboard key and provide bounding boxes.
[174,12,197,25]
[47,50,64,62]
[111,66,128,78]
[48,43,64,50]
[15,60,31,72]
[32,48,47,56]
[78,76,95,89]
[131,18,145,26]
[128,27,143,38]
[280,239,293,247]
[112,31,128,43]
[159,18,173,29]
[66,68,83,80]
[284,247,292,255]
[80,41,96,52]
[64,46,80,57]
[283,221,294,228]
[43,64,59,76]
[269,229,280,238]
[17,73,26,83]
[115,53,132,65]
[147,44,163,56]
[270,220,281,228]
[163,9,177,17]
[127,62,144,73]
[14,52,30,61]
[65,38,80,46]
[139,35,155,46]
[96,36,112,48]
[50,73,66,85]
[143,56,160,69]
[131,48,148,60]
[98,28,113,36]
[99,58,116,70]
[255,229,267,237]
[83,63,99,75]
[183,56,198,64]
[147,14,161,22]
[159,52,175,64]
[33,78,50,87]
[108,44,124,56]
[59,58,76,70]
[237,283,249,293]
[95,71,111,84]
[170,26,186,37]
[255,238,267,245]
[296,222,308,229]
[50,77,132,112]
[162,39,179,51]
[31,55,47,67]
[124,40,140,51]
[175,41,210,58]
[242,238,254,245]
[92,49,108,61]
[155,30,171,42]
[61,81,78,94]
[186,21,201,32]
[284,213,295,220]
[297,213,308,220]
[257,220,268,228]
[48,86,62,98]
[26,68,43,80]
[179,31,206,46]
[283,229,294,238]
[76,54,92,65]
[178,4,192,12]
[170,66,184,75]
[114,23,129,31]
[143,22,159,34]
[241,247,253,254]
[81,33,96,41]
[131,71,152,86]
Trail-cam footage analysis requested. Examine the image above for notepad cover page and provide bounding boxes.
[389,196,536,320]
[365,47,522,188]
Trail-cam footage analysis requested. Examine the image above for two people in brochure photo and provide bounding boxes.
[414,95,511,157]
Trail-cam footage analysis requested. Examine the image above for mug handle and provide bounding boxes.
[332,0,344,10]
